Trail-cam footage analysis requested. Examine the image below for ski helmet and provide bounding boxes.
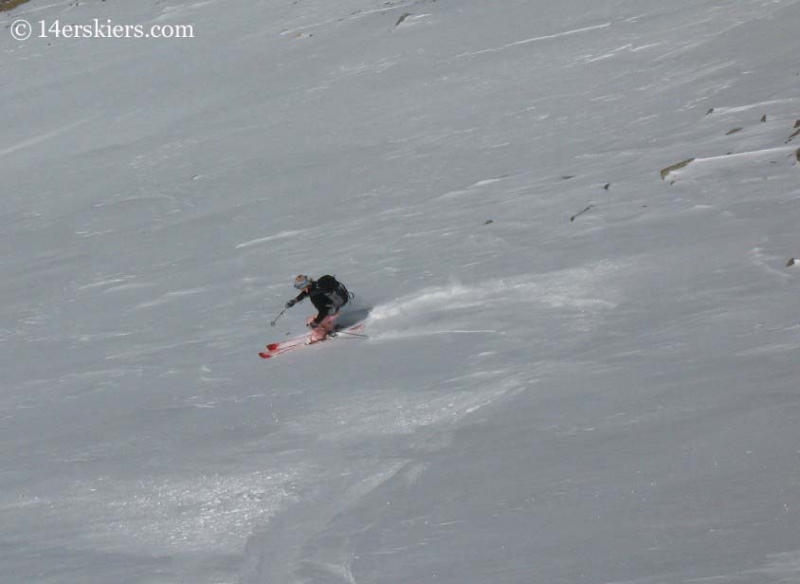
[294,275,312,289]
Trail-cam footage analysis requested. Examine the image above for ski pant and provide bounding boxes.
[306,313,338,342]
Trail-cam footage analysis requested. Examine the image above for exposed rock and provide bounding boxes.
[570,205,594,222]
[660,158,695,180]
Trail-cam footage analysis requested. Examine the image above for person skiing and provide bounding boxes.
[285,274,351,344]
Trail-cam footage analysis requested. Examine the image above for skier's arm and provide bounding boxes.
[286,290,309,308]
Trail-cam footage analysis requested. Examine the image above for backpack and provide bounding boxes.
[316,275,351,310]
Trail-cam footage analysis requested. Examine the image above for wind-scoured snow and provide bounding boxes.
[2,0,800,583]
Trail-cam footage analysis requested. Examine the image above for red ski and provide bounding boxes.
[258,336,308,359]
[259,323,366,359]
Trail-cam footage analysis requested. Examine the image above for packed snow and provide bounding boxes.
[2,0,800,583]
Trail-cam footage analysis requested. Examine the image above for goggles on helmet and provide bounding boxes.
[294,275,311,290]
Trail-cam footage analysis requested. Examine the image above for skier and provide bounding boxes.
[285,274,351,344]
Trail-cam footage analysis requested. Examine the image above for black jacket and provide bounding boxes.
[293,277,348,325]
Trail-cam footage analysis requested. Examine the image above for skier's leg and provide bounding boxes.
[309,326,327,343]
[308,315,337,343]
[320,313,338,333]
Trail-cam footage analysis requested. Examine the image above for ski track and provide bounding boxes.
[235,230,306,250]
[0,118,94,158]
[452,22,612,60]
[367,266,621,341]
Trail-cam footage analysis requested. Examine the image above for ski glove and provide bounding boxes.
[285,299,297,309]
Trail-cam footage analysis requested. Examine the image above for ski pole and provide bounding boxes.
[270,307,288,327]
[335,330,368,339]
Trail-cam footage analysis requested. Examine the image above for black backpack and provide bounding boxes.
[316,275,351,309]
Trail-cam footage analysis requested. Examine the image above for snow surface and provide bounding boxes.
[2,0,800,582]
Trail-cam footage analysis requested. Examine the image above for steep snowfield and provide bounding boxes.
[2,0,800,582]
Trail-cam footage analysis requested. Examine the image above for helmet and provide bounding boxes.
[294,275,312,289]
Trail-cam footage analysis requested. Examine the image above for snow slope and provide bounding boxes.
[2,0,800,582]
